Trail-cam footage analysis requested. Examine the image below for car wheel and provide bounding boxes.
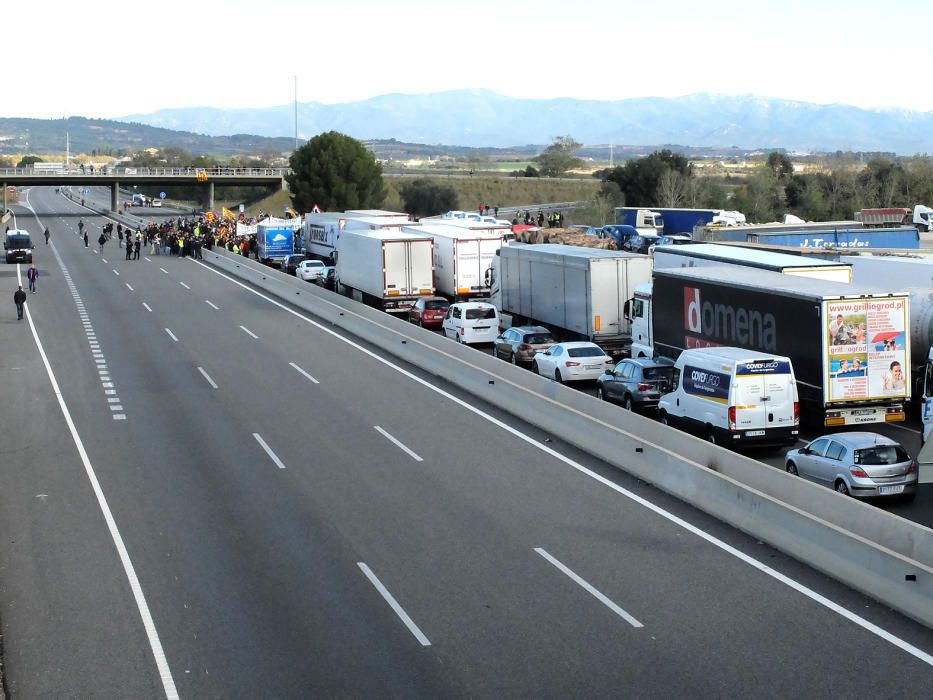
[511,351,518,365]
[555,369,563,383]
[596,386,605,401]
[623,395,634,411]
[659,411,669,426]
[531,361,539,375]
[834,480,850,496]
[785,461,798,476]
[706,427,717,445]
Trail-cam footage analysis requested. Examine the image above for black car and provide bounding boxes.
[283,253,308,276]
[596,357,673,411]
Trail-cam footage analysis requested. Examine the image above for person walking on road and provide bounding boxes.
[98,232,106,254]
[78,219,84,237]
[44,227,50,245]
[14,286,26,320]
[83,228,89,247]
[133,238,141,260]
[26,264,38,293]
[125,236,133,260]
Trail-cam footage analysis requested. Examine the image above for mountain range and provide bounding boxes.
[119,90,933,155]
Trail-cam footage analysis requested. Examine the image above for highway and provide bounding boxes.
[1,187,932,696]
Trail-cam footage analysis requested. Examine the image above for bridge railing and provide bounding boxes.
[0,167,291,177]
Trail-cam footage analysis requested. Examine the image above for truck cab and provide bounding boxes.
[4,229,33,263]
[624,283,653,358]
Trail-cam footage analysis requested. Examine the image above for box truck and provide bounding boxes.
[335,229,435,313]
[256,223,294,267]
[617,207,746,236]
[488,244,652,358]
[300,213,344,262]
[653,243,853,283]
[627,266,911,427]
[408,223,501,300]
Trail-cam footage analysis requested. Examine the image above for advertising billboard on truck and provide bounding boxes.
[823,297,910,404]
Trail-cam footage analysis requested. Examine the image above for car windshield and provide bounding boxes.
[643,366,673,380]
[854,445,910,465]
[7,235,31,247]
[425,300,448,310]
[567,347,604,358]
[465,308,496,320]
[525,334,554,344]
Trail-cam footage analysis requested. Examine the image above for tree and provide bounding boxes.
[533,136,583,177]
[656,167,685,207]
[601,149,692,207]
[766,152,794,180]
[286,131,386,213]
[17,155,43,168]
[399,178,458,218]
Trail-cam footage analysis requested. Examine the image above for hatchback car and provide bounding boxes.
[596,358,673,411]
[623,233,661,254]
[493,326,555,365]
[442,302,500,344]
[283,254,308,276]
[785,432,918,502]
[532,341,614,383]
[408,296,449,328]
[296,259,327,282]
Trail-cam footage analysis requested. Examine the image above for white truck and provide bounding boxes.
[488,244,653,358]
[407,223,501,300]
[300,213,345,263]
[653,243,853,282]
[854,205,933,232]
[335,228,435,313]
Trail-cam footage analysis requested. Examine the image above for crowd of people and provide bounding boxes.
[511,209,565,228]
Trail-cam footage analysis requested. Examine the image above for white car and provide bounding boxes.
[296,259,327,282]
[151,199,163,208]
[442,301,500,344]
[531,341,614,383]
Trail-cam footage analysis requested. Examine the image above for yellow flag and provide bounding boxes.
[205,211,216,222]
[222,207,235,221]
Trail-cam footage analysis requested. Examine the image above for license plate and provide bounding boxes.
[585,364,600,370]
[745,430,766,437]
[878,485,905,495]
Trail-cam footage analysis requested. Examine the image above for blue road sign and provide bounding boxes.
[160,192,166,199]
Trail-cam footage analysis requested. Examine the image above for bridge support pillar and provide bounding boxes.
[204,182,214,212]
[2,182,6,214]
[111,182,119,213]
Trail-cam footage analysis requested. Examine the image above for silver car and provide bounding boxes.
[784,432,918,502]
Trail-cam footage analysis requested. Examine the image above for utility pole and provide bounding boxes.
[294,75,299,152]
[609,143,613,168]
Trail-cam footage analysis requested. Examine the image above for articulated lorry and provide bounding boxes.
[335,228,435,313]
[617,207,745,236]
[627,266,911,427]
[695,223,920,249]
[405,223,501,300]
[653,243,853,282]
[855,205,933,232]
[488,244,652,358]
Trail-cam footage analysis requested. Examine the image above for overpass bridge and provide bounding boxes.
[1,166,290,212]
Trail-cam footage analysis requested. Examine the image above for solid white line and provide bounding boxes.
[357,563,431,646]
[164,328,179,342]
[189,256,933,668]
[289,362,319,384]
[239,325,259,339]
[534,548,643,628]
[179,282,190,290]
[374,426,423,462]
[15,257,178,699]
[160,267,168,274]
[126,283,134,292]
[113,269,120,276]
[252,433,286,469]
[142,303,153,313]
[197,366,218,389]
[205,300,219,310]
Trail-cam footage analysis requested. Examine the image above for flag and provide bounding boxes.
[311,203,321,213]
[205,211,216,222]
[222,207,235,221]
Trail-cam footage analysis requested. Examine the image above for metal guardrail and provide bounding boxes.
[0,167,290,177]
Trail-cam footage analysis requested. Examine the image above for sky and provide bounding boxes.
[7,0,932,118]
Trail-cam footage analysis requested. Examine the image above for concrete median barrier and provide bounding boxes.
[203,247,933,628]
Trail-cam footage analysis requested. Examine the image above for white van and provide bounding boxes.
[442,301,500,344]
[658,347,799,447]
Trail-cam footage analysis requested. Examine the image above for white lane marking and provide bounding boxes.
[143,303,153,313]
[113,414,126,421]
[145,257,152,262]
[534,548,643,628]
[374,426,423,462]
[289,362,319,384]
[205,300,219,310]
[164,328,179,343]
[126,283,134,292]
[107,398,120,404]
[197,367,218,389]
[113,269,120,276]
[239,325,258,339]
[102,383,114,388]
[190,256,933,668]
[92,249,98,254]
[252,433,286,470]
[109,405,123,411]
[357,563,431,647]
[14,248,178,698]
[101,258,108,263]
[179,282,190,290]
[104,390,116,396]
[160,267,168,274]
[886,422,921,436]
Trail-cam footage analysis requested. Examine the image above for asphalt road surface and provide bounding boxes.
[1,187,931,697]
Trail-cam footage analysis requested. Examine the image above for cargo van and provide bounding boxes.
[658,347,799,447]
[4,229,33,263]
[442,301,500,344]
